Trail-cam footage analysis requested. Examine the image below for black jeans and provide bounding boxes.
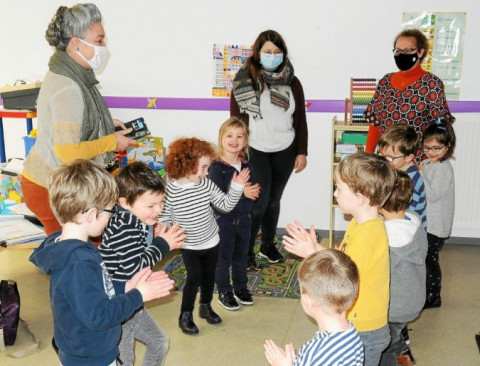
[215,216,251,293]
[248,141,297,257]
[180,245,219,312]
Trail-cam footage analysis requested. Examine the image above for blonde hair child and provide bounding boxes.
[209,117,260,311]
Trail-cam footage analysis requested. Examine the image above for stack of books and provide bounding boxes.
[0,204,46,247]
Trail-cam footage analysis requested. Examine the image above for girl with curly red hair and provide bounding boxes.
[159,137,250,335]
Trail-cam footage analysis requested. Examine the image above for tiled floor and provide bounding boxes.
[1,243,479,365]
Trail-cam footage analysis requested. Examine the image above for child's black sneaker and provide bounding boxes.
[247,257,259,270]
[234,288,254,305]
[218,292,240,311]
[259,245,283,263]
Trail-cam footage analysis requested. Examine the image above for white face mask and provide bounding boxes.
[77,38,109,70]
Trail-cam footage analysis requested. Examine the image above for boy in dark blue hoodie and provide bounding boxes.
[30,160,175,366]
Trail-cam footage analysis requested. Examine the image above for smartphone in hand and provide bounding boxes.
[115,117,151,139]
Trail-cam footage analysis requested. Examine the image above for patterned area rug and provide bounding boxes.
[165,236,301,299]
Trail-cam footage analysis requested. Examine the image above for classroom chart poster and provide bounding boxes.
[212,44,252,97]
[402,12,466,100]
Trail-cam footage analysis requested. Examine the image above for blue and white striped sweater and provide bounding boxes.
[406,165,427,229]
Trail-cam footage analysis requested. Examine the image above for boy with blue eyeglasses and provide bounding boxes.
[378,123,427,230]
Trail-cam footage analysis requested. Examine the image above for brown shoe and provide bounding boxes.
[398,354,415,366]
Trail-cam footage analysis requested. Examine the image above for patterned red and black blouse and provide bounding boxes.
[365,70,455,160]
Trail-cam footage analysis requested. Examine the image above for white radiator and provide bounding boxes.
[450,114,480,238]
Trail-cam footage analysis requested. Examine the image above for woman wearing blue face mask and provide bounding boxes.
[21,3,136,235]
[231,30,308,268]
[364,28,455,162]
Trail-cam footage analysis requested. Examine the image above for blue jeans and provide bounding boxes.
[117,308,168,366]
[215,216,251,293]
[248,142,296,256]
[359,324,391,366]
[181,246,219,312]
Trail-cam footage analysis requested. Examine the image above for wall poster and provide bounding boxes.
[402,12,466,100]
[212,44,252,97]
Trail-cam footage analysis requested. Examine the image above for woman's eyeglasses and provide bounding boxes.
[392,48,418,56]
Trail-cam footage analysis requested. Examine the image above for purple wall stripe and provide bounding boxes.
[102,97,480,113]
[1,96,479,113]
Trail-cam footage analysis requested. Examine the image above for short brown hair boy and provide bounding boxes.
[336,152,396,207]
[49,159,118,224]
[115,161,165,206]
[298,249,359,314]
[378,124,419,156]
[382,170,413,213]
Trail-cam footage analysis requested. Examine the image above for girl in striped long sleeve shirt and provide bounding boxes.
[158,137,250,335]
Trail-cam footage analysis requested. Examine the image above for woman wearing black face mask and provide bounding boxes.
[364,28,455,162]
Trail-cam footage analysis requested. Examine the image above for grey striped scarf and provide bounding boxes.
[232,60,294,120]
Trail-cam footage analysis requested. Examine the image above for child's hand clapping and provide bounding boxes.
[264,339,295,366]
[244,182,260,200]
[232,167,250,185]
[283,220,323,258]
[155,223,185,250]
[125,267,175,302]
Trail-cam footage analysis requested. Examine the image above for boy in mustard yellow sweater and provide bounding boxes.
[283,151,396,366]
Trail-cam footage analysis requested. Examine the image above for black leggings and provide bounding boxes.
[425,232,446,297]
[248,141,296,255]
[180,246,219,312]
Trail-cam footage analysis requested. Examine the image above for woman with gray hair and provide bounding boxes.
[21,3,135,235]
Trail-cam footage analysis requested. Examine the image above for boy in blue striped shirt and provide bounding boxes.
[378,124,427,229]
[264,249,364,366]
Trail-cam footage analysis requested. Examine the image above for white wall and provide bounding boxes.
[1,0,479,236]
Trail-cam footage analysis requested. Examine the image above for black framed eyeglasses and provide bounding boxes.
[100,207,117,216]
[81,206,117,216]
[379,153,406,163]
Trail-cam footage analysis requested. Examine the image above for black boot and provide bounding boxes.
[199,303,222,324]
[424,292,441,309]
[178,312,199,334]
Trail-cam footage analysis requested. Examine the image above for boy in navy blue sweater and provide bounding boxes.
[99,161,185,365]
[30,160,175,366]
